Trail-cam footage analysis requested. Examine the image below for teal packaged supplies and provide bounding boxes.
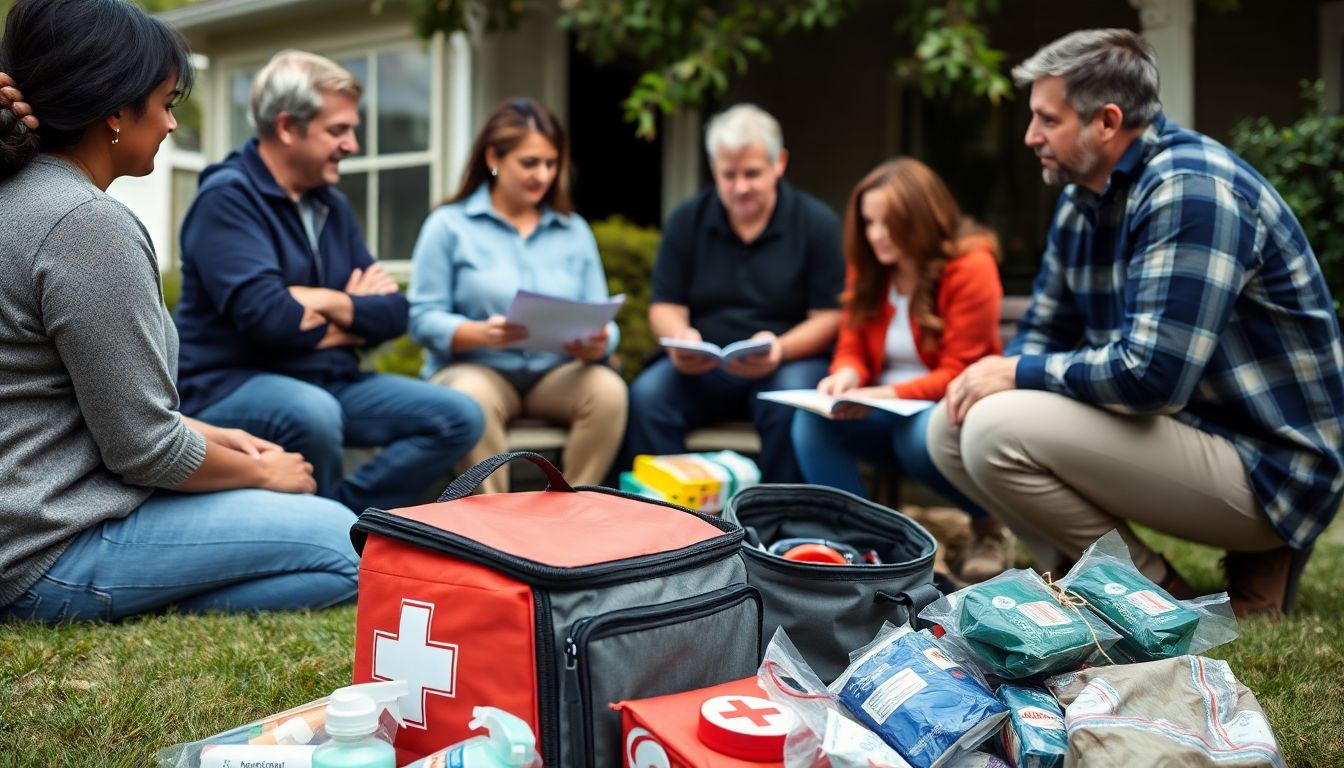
[920,569,1121,680]
[995,685,1066,768]
[1058,531,1238,662]
[830,626,1007,768]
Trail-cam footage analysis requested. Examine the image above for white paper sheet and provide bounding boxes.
[504,290,625,354]
[757,389,935,418]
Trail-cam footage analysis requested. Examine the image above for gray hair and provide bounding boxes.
[250,50,362,139]
[1011,29,1161,128]
[704,104,783,163]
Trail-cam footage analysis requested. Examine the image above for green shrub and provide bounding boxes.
[162,269,182,311]
[592,216,662,381]
[366,333,426,378]
[1230,81,1344,317]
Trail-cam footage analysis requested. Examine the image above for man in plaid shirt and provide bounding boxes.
[928,29,1344,619]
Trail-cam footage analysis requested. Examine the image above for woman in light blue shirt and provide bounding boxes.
[409,98,626,493]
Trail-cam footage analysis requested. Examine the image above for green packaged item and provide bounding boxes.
[1063,561,1198,660]
[996,685,1066,768]
[920,569,1121,680]
[1058,530,1239,663]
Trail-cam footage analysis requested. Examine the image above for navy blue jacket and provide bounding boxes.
[175,140,408,414]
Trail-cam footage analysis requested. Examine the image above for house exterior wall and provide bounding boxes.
[162,1,565,269]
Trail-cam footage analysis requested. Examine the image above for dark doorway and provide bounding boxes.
[567,40,664,227]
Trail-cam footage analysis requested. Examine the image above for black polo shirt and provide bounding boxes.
[651,180,844,348]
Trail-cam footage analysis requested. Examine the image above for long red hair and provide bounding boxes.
[841,157,999,351]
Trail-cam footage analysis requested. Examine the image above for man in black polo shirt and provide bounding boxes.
[625,104,844,483]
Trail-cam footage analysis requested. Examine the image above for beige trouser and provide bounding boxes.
[431,360,628,494]
[925,390,1282,581]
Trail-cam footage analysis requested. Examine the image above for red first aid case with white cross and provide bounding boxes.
[350,453,762,766]
[613,677,789,767]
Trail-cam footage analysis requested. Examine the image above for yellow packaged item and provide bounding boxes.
[633,451,760,513]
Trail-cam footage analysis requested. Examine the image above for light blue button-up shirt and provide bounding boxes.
[408,183,619,383]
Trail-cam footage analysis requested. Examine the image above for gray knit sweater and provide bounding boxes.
[0,156,207,607]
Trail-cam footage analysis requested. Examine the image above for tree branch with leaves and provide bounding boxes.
[400,0,1239,139]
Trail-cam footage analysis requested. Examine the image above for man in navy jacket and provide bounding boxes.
[176,50,483,512]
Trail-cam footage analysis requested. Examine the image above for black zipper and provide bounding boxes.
[353,510,743,589]
[562,584,763,767]
[535,588,561,765]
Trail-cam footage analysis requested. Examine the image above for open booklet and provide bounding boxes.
[757,389,935,419]
[504,290,624,354]
[659,337,773,364]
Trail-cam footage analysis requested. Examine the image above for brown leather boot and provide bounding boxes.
[959,521,1016,584]
[1223,545,1313,621]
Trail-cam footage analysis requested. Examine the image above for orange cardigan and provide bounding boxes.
[830,244,1003,401]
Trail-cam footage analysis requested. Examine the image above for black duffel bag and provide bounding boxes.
[723,483,943,682]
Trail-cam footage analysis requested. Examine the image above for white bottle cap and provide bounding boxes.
[272,714,316,745]
[324,691,379,738]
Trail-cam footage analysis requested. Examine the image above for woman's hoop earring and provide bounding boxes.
[111,127,120,146]
[490,166,498,177]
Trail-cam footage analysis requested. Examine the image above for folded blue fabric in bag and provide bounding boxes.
[831,627,1008,768]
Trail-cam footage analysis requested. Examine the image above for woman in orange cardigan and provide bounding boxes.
[791,157,1012,582]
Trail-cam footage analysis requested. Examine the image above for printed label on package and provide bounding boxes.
[1017,705,1066,731]
[923,647,960,670]
[1017,600,1073,627]
[861,667,929,723]
[1124,589,1179,616]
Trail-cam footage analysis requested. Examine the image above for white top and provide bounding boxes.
[878,288,931,386]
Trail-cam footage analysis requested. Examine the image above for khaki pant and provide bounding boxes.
[431,360,628,494]
[925,390,1281,580]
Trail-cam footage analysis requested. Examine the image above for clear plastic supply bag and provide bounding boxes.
[156,681,405,768]
[919,569,1122,680]
[757,627,914,768]
[1056,531,1238,662]
[829,624,1007,768]
[995,684,1067,768]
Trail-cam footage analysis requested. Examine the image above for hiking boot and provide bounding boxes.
[1223,545,1314,621]
[959,524,1016,583]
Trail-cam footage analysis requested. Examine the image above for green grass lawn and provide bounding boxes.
[2,523,1341,767]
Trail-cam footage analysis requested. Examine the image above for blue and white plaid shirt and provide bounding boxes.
[1009,113,1344,549]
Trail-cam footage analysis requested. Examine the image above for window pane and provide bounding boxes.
[337,171,370,242]
[376,48,432,155]
[229,68,258,147]
[378,166,430,261]
[169,167,202,272]
[336,55,369,157]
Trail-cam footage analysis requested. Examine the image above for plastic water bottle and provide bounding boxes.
[311,690,396,768]
[401,707,539,768]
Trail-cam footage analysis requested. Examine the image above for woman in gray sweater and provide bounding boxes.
[0,0,359,622]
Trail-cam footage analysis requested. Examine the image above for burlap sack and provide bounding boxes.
[1046,656,1284,768]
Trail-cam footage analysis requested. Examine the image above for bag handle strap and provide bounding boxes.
[437,451,573,502]
[878,583,945,628]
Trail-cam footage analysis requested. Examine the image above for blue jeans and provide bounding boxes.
[624,356,830,483]
[0,490,359,622]
[195,373,484,512]
[791,406,989,519]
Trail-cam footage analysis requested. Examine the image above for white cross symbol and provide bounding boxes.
[372,599,458,729]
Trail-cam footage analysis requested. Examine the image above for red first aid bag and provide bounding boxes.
[351,453,761,766]
[613,677,788,767]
